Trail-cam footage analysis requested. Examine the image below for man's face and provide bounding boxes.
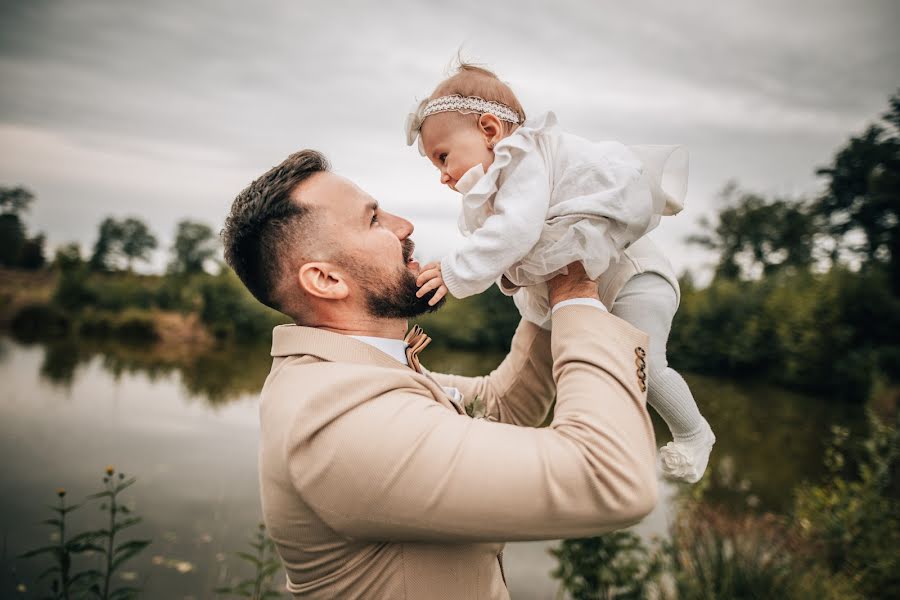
[297,172,444,318]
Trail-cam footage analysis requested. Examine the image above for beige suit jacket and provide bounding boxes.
[259,305,657,599]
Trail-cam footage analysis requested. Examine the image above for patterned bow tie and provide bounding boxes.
[403,325,432,373]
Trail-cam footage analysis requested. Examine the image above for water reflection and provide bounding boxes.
[0,334,865,599]
[32,336,274,404]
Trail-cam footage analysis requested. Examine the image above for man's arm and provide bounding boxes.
[287,271,658,542]
[427,319,555,427]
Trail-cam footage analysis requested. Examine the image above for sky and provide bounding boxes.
[1,0,898,280]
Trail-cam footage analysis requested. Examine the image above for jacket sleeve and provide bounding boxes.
[427,319,555,427]
[288,306,658,543]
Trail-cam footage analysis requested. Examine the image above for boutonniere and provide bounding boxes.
[464,395,497,421]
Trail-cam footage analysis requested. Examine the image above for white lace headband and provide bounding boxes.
[405,94,521,148]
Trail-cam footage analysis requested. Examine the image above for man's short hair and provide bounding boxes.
[222,150,329,313]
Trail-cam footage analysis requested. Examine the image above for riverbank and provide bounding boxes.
[1,266,280,349]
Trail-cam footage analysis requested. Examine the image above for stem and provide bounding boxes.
[102,481,116,600]
[58,495,70,600]
[253,530,264,600]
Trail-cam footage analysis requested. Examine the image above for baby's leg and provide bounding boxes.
[611,273,715,483]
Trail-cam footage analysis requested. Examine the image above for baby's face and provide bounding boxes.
[419,112,494,192]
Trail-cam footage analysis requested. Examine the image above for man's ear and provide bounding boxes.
[478,113,503,147]
[297,262,349,300]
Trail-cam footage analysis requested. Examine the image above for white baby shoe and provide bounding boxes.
[658,421,716,483]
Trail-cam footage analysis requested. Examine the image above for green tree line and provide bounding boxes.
[3,90,899,401]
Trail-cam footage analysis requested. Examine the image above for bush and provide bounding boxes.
[10,302,70,341]
[670,267,900,399]
[77,309,159,342]
[792,411,900,599]
[198,270,288,342]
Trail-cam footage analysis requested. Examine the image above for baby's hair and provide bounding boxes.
[430,62,526,134]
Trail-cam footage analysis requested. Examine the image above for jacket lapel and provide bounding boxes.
[271,325,464,415]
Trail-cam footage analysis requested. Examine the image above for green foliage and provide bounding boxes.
[550,532,663,600]
[216,524,284,600]
[79,467,152,600]
[19,489,87,600]
[0,186,44,269]
[670,267,900,397]
[815,89,900,290]
[10,303,71,342]
[0,212,27,266]
[168,220,219,275]
[688,183,819,280]
[793,411,900,599]
[53,243,85,272]
[0,185,35,215]
[89,217,158,272]
[20,468,151,600]
[77,309,159,342]
[198,269,289,342]
[415,285,519,350]
[662,502,863,600]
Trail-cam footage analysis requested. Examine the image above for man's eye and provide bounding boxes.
[439,153,447,164]
[371,213,378,225]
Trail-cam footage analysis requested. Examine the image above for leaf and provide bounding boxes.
[108,585,141,600]
[68,540,105,554]
[19,545,59,559]
[87,490,113,500]
[111,540,151,571]
[114,478,136,493]
[69,531,102,544]
[261,562,281,578]
[113,517,142,532]
[37,565,61,581]
[41,518,63,527]
[236,551,262,567]
[61,502,83,514]
[70,569,104,587]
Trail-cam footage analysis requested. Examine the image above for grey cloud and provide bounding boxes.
[0,0,897,279]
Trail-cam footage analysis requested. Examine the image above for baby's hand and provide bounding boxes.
[415,261,449,306]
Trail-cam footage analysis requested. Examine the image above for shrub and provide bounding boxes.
[792,411,900,599]
[10,302,71,341]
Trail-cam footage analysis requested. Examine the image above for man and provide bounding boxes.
[222,150,658,599]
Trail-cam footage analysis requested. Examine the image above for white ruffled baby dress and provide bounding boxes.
[441,111,688,326]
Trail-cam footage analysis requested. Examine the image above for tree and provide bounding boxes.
[0,186,39,268]
[0,185,34,215]
[89,217,157,271]
[168,220,219,275]
[119,218,158,271]
[53,243,84,272]
[815,89,900,291]
[90,217,124,271]
[0,213,26,266]
[19,233,45,270]
[687,182,818,280]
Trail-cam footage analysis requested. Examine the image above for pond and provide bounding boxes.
[0,335,864,599]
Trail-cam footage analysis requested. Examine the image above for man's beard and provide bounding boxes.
[365,265,445,319]
[347,239,446,319]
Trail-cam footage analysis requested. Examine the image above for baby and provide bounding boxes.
[405,63,715,483]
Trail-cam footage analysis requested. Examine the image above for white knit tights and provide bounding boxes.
[611,273,715,482]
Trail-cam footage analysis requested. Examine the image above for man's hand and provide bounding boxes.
[416,261,449,306]
[547,261,599,306]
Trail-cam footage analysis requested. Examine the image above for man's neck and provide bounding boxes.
[309,316,409,340]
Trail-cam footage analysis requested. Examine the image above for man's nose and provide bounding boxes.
[381,210,414,239]
[440,170,451,185]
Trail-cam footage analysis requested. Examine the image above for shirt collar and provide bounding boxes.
[348,335,409,366]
